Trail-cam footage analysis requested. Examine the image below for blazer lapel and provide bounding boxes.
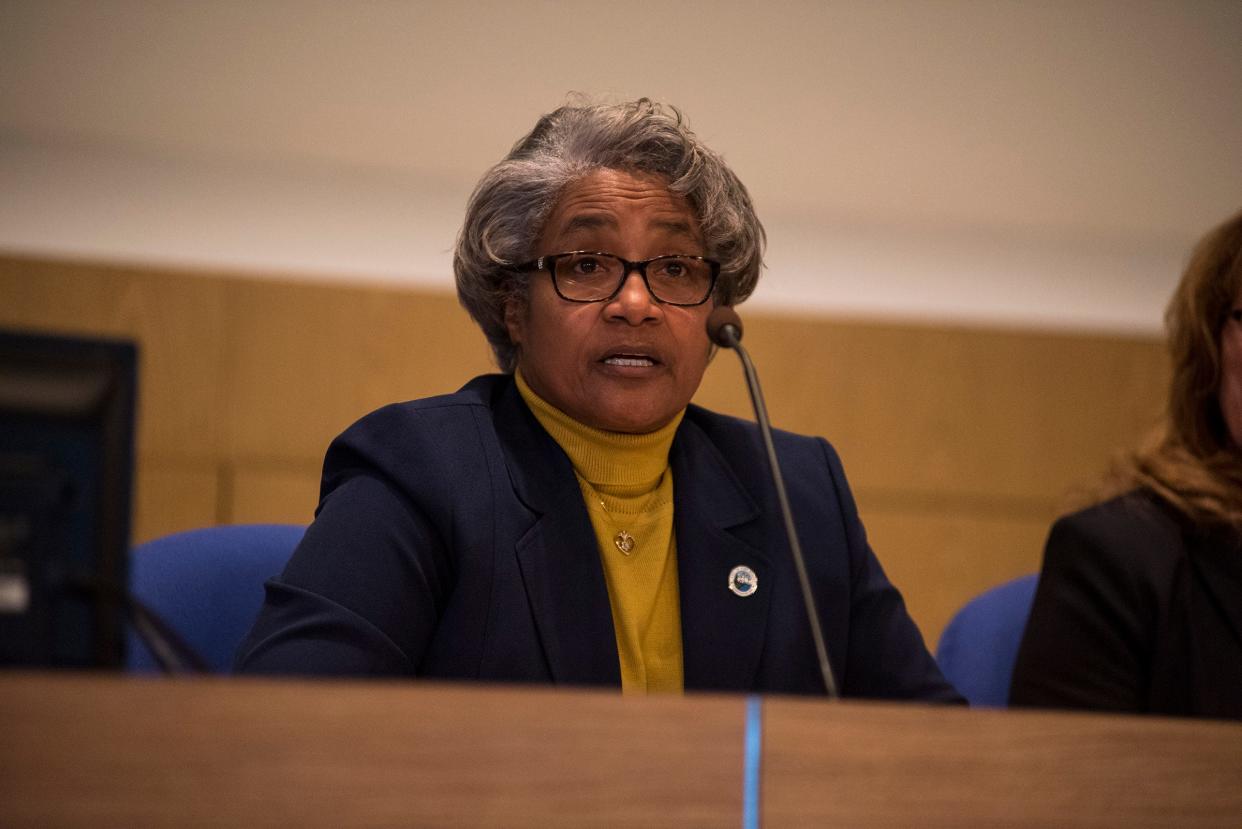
[492,380,620,687]
[672,419,773,692]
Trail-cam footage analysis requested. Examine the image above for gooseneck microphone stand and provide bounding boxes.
[708,306,839,698]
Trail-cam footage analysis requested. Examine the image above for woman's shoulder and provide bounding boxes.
[680,404,840,478]
[322,374,511,483]
[1058,490,1180,533]
[1058,487,1182,539]
[334,374,506,441]
[682,404,829,451]
[1045,489,1188,583]
[675,408,866,539]
[364,373,506,420]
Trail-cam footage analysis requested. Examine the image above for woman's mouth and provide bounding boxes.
[602,354,657,368]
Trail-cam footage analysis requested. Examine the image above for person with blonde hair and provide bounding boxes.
[1010,208,1242,719]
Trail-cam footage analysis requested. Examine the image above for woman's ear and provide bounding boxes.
[504,298,525,346]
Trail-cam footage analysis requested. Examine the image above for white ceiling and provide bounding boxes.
[2,0,1240,332]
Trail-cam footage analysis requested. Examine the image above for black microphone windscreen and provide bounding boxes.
[707,306,743,346]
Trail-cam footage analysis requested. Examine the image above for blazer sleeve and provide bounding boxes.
[234,425,457,677]
[1009,501,1167,712]
[820,440,965,703]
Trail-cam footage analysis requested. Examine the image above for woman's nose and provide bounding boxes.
[608,270,660,323]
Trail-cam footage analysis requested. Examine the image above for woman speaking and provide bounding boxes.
[236,99,959,701]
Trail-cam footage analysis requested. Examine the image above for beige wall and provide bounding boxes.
[1,254,1167,646]
[4,2,1239,334]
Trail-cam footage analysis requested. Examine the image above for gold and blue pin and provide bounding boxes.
[728,565,758,597]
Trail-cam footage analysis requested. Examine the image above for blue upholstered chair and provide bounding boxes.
[935,574,1039,707]
[126,524,305,673]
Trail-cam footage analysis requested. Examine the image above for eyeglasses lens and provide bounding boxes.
[552,254,713,304]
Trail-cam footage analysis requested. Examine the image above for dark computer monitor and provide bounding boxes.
[0,329,138,668]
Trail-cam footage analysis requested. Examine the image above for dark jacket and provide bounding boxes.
[1010,490,1242,719]
[236,374,959,700]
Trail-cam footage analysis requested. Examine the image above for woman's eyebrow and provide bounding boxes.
[560,214,615,234]
[649,218,699,243]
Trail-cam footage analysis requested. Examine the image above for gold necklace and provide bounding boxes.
[597,499,637,555]
[581,474,669,557]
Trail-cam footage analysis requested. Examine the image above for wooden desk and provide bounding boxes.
[2,673,1239,827]
[764,697,1242,826]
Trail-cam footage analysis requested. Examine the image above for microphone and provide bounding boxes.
[707,306,744,348]
[707,306,839,698]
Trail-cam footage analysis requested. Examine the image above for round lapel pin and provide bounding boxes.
[728,565,758,597]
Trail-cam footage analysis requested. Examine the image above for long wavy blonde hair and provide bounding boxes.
[1114,208,1242,525]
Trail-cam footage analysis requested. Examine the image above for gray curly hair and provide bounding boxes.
[453,98,766,371]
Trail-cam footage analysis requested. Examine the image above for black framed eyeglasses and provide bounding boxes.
[515,251,720,306]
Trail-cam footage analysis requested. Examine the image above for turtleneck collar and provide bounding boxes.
[515,369,683,492]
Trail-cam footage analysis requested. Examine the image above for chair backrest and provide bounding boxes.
[935,574,1039,707]
[126,524,305,673]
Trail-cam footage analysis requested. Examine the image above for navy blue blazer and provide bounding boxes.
[236,374,960,701]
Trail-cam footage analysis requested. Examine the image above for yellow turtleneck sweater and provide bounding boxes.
[515,371,685,693]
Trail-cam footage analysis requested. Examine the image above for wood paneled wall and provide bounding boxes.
[0,254,1167,646]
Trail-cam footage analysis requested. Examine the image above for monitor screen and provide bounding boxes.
[0,329,138,667]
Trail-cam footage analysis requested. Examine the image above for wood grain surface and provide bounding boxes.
[0,673,746,828]
[762,696,1242,827]
[3,673,1238,827]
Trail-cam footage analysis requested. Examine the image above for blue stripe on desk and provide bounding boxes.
[743,695,762,829]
